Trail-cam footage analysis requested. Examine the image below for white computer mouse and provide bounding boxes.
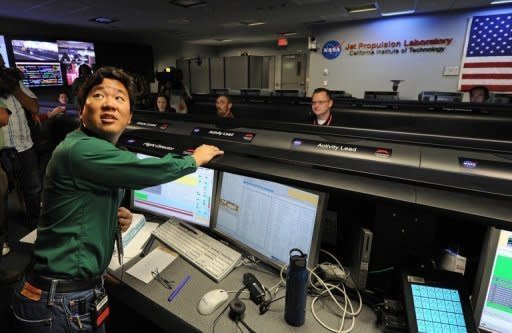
[197,289,229,315]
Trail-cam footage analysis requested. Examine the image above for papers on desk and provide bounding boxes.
[108,222,159,271]
[127,247,178,283]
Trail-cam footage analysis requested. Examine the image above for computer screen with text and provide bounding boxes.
[213,172,325,269]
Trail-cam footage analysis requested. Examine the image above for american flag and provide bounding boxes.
[458,13,512,92]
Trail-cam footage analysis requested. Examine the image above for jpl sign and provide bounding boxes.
[322,40,342,60]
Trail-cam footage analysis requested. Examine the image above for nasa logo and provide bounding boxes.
[322,40,342,60]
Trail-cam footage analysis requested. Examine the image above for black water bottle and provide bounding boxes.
[284,248,308,326]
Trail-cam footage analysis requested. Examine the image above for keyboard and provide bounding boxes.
[152,218,242,282]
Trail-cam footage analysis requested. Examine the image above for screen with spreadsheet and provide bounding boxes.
[131,153,216,228]
[212,172,325,269]
[478,229,512,333]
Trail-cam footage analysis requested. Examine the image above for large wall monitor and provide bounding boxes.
[131,153,216,228]
[11,39,63,88]
[57,40,96,86]
[473,227,512,333]
[0,35,10,67]
[212,171,326,269]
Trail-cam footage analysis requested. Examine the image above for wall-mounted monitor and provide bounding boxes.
[11,39,59,62]
[212,171,326,269]
[57,40,96,85]
[364,91,399,101]
[16,62,63,88]
[419,91,463,103]
[490,92,512,104]
[131,153,216,228]
[0,35,10,67]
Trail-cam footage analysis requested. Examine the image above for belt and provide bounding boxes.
[26,270,102,293]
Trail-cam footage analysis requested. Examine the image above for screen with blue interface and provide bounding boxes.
[479,230,512,333]
[411,284,467,333]
[213,172,323,268]
[131,153,215,228]
[0,35,9,67]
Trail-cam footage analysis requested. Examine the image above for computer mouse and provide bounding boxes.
[198,289,229,315]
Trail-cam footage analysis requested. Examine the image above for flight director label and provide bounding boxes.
[191,127,256,142]
[290,138,392,159]
[120,137,177,153]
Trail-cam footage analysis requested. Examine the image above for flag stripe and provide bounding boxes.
[462,73,512,79]
[463,62,512,68]
[460,84,512,92]
[460,78,512,85]
[462,68,512,74]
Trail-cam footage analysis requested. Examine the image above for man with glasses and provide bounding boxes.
[310,88,334,126]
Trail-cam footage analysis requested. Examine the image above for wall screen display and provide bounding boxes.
[57,40,95,85]
[0,35,9,67]
[16,62,63,88]
[11,40,59,62]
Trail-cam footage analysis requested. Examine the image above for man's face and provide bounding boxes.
[80,78,132,143]
[216,96,232,117]
[470,89,486,103]
[311,91,333,117]
[58,93,68,105]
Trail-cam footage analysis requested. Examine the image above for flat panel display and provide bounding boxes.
[16,62,63,88]
[131,153,215,228]
[57,40,96,85]
[11,39,59,62]
[0,35,10,67]
[213,171,325,269]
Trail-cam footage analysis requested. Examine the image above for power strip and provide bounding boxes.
[319,263,347,281]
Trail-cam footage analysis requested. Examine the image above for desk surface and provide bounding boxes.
[109,246,381,333]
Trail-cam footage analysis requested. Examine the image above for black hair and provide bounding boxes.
[77,66,136,112]
[312,87,332,100]
[156,94,170,112]
[469,85,490,101]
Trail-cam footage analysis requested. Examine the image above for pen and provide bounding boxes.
[168,274,191,302]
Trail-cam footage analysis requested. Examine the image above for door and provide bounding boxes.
[281,54,306,90]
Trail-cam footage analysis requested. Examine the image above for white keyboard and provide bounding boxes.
[152,218,242,282]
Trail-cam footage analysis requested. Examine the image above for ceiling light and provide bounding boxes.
[247,21,265,26]
[216,39,232,42]
[169,0,208,9]
[89,17,118,24]
[282,32,297,37]
[490,0,512,4]
[345,3,378,14]
[381,9,415,16]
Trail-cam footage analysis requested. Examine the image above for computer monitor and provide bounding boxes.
[57,40,96,86]
[419,91,463,103]
[212,171,326,269]
[240,89,261,96]
[363,91,399,101]
[0,35,10,67]
[11,39,59,62]
[490,93,512,104]
[473,227,512,332]
[131,153,216,228]
[15,62,63,88]
[274,89,300,97]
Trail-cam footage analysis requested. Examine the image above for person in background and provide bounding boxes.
[215,95,234,118]
[469,86,490,103]
[11,66,223,333]
[71,64,92,107]
[0,99,10,258]
[57,91,69,106]
[0,54,42,228]
[310,87,334,126]
[156,94,175,113]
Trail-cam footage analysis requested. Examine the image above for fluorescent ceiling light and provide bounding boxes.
[345,3,378,14]
[491,0,512,4]
[282,32,298,37]
[382,9,415,16]
[247,21,265,26]
[169,0,208,9]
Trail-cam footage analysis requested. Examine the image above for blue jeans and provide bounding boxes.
[11,278,106,333]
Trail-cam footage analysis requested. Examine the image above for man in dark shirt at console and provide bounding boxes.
[11,66,223,333]
[469,85,490,103]
[310,88,334,126]
[216,94,234,118]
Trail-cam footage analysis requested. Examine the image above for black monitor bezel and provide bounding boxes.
[210,170,327,271]
[130,152,218,229]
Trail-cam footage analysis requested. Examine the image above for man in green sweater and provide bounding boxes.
[12,66,223,332]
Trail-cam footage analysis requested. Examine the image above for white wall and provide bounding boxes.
[214,39,308,89]
[309,6,512,99]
